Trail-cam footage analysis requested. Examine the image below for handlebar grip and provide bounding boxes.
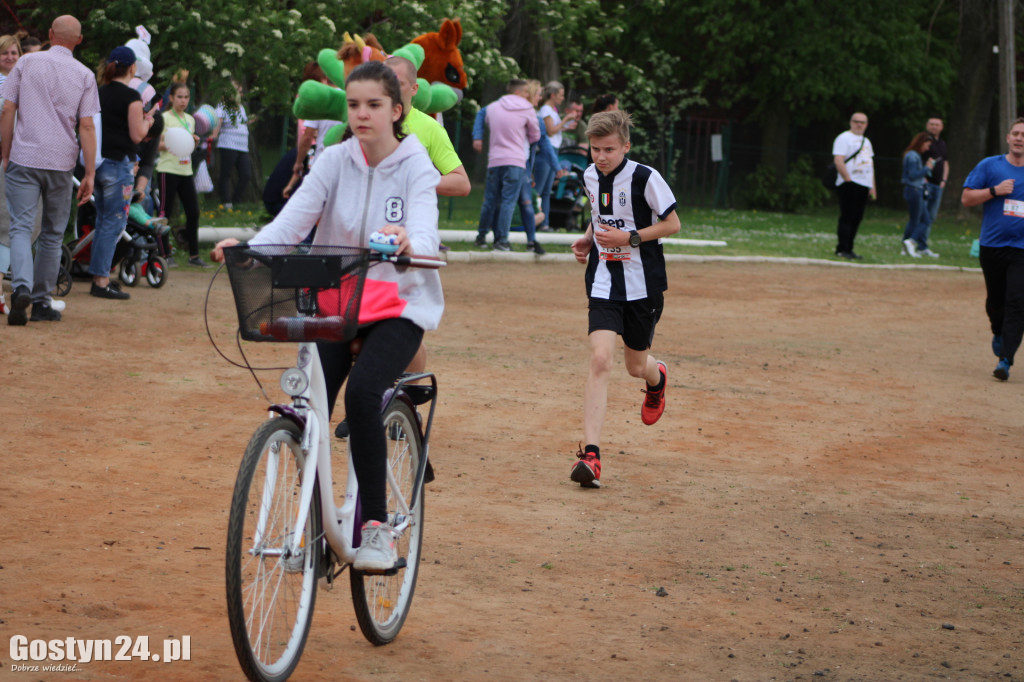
[376,253,446,269]
[399,255,445,269]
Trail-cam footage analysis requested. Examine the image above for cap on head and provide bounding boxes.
[108,46,136,67]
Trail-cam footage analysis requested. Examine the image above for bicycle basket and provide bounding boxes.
[223,243,370,343]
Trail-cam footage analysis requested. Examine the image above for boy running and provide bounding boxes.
[569,110,680,489]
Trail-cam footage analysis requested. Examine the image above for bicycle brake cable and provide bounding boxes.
[203,262,286,403]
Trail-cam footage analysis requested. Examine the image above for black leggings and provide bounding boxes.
[980,245,1024,365]
[317,318,424,523]
[157,172,200,257]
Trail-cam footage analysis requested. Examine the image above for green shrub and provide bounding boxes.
[745,155,830,213]
[784,155,830,212]
[745,164,785,211]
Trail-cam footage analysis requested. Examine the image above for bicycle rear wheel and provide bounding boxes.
[350,399,425,645]
[226,418,321,682]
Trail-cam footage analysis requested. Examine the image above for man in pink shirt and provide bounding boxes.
[2,15,98,325]
[476,80,540,251]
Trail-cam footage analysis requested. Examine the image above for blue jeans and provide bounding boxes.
[90,158,135,277]
[902,185,929,250]
[484,165,524,247]
[922,182,943,246]
[476,167,501,241]
[517,169,537,244]
[533,154,556,228]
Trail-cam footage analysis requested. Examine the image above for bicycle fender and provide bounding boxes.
[268,404,307,431]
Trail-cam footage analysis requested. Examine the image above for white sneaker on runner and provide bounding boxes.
[354,520,398,572]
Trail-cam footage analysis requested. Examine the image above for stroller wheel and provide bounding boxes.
[119,260,140,287]
[54,264,72,297]
[144,256,168,288]
[60,244,72,272]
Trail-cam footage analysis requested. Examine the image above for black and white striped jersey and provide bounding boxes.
[583,157,678,301]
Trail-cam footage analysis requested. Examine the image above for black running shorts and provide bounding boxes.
[588,292,664,351]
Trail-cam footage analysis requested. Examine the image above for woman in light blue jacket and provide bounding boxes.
[901,132,937,257]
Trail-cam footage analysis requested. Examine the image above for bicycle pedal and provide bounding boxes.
[363,557,407,576]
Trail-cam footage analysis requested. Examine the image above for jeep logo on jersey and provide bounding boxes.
[596,216,626,229]
[384,197,405,223]
[618,191,626,207]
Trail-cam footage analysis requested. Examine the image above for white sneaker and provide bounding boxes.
[902,238,920,258]
[919,248,940,258]
[47,296,66,312]
[353,520,398,572]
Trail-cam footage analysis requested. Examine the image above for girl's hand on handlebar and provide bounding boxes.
[376,225,409,255]
[210,238,240,263]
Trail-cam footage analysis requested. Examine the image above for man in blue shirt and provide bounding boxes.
[962,117,1024,381]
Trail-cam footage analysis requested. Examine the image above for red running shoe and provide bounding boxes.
[641,361,667,425]
[570,446,601,488]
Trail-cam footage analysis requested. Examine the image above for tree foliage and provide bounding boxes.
[20,0,1000,209]
[677,0,959,132]
[20,0,522,113]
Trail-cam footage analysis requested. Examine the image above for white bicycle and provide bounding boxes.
[212,243,443,682]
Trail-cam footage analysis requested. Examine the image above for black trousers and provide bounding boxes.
[836,181,870,254]
[218,148,251,205]
[317,318,424,523]
[979,245,1024,365]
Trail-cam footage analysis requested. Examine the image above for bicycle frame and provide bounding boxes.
[266,340,435,568]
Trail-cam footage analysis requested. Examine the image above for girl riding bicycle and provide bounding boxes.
[212,61,443,572]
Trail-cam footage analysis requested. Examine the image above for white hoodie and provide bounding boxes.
[249,135,444,331]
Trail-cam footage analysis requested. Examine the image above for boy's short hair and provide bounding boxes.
[586,110,632,145]
[507,78,527,93]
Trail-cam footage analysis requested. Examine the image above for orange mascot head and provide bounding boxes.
[410,18,467,92]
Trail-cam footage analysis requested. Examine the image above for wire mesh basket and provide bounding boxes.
[223,243,370,343]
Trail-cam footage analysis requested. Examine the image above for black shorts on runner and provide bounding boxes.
[588,292,664,351]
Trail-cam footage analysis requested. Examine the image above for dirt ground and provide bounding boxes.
[1,258,1022,682]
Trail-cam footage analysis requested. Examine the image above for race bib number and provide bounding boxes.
[599,245,631,261]
[1003,198,1024,218]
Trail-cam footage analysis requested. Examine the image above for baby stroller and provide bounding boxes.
[117,210,169,288]
[547,145,590,231]
[65,179,168,289]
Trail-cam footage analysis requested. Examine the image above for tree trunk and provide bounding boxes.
[500,0,560,84]
[950,0,999,218]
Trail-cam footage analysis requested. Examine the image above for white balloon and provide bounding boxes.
[164,126,195,159]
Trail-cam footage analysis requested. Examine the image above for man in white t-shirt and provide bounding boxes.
[832,112,876,259]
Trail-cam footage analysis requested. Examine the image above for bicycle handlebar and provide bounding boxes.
[376,252,446,269]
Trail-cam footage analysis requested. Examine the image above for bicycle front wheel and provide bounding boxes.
[226,418,321,682]
[350,398,425,645]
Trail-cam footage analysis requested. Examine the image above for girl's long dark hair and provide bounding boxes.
[341,61,406,142]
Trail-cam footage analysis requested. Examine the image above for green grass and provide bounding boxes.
[194,188,983,269]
